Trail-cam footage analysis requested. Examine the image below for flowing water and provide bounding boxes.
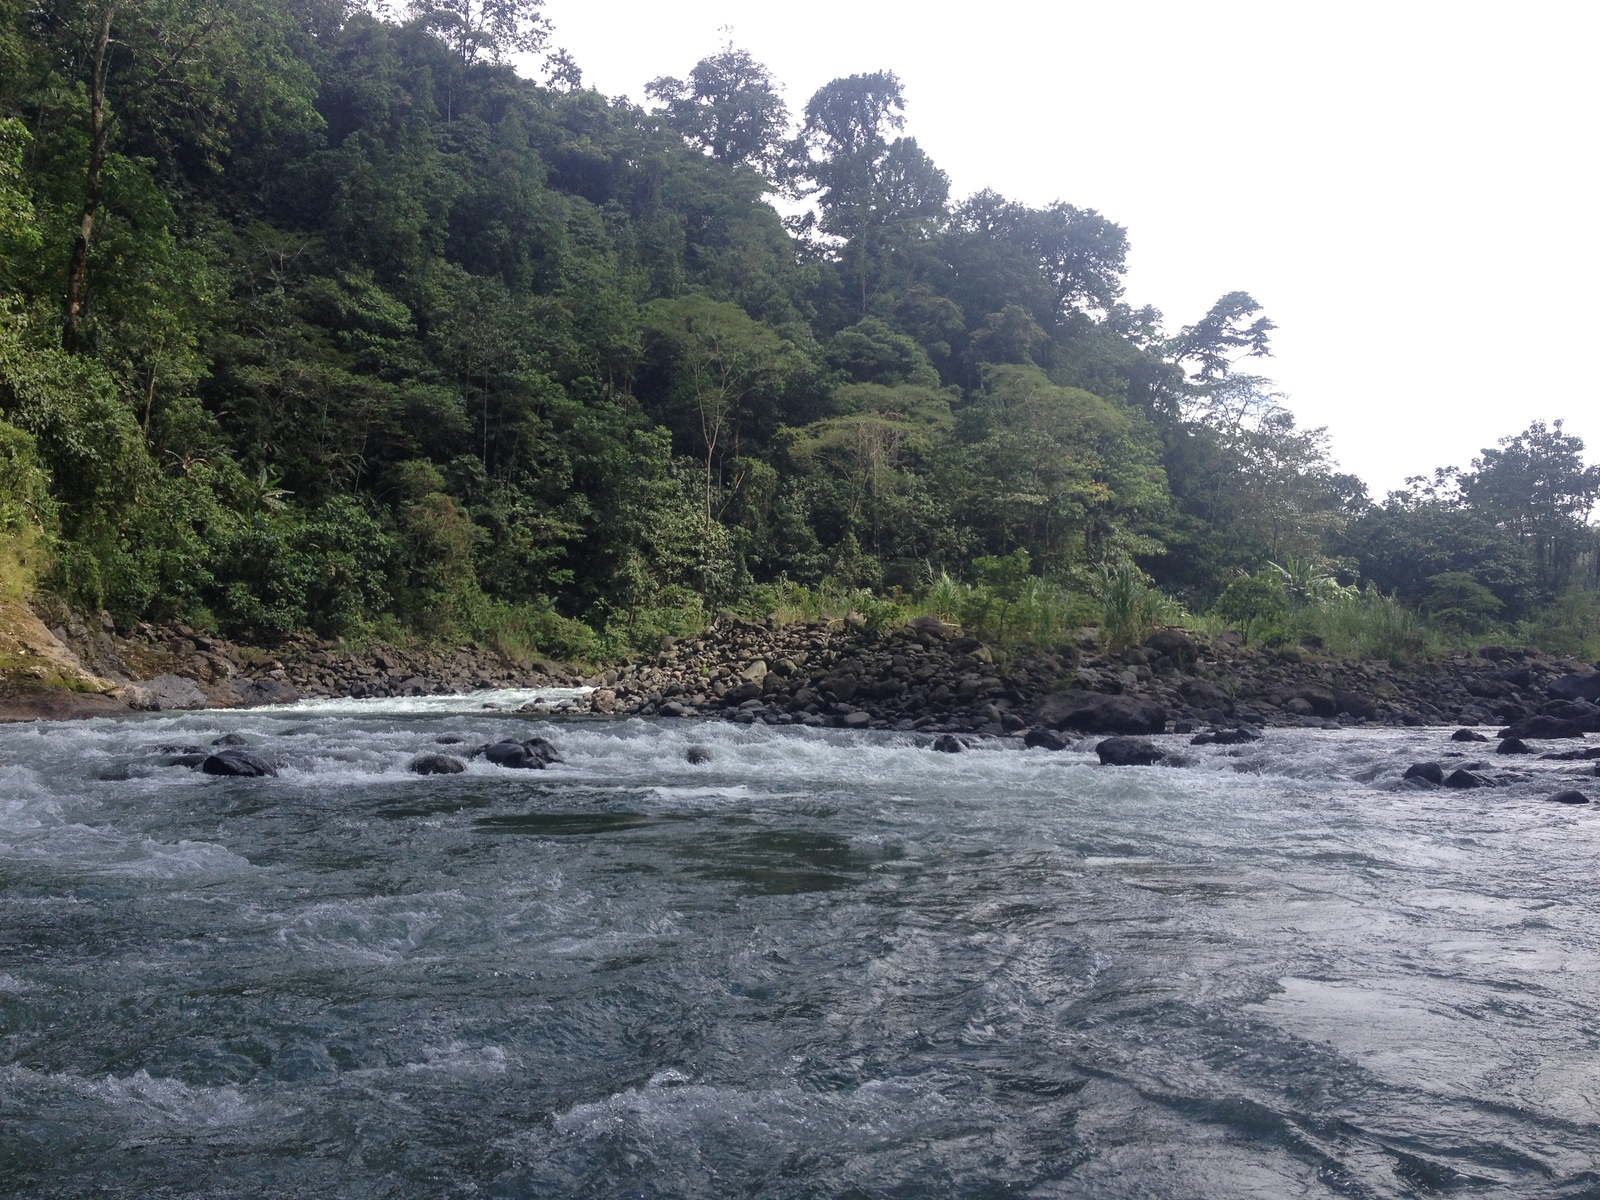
[3,693,1600,1198]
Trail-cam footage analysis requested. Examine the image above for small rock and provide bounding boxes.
[842,711,871,728]
[1549,789,1591,804]
[686,745,713,764]
[434,735,466,745]
[201,750,276,778]
[931,734,965,753]
[409,754,465,775]
[1095,737,1165,766]
[211,732,249,746]
[1443,768,1487,789]
[1451,728,1488,742]
[1497,738,1532,755]
[1403,762,1445,784]
[482,737,563,770]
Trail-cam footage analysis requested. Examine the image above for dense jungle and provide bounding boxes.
[1,0,1597,663]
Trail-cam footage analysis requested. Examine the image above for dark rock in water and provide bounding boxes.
[659,700,687,718]
[1191,728,1261,746]
[483,737,563,770]
[1538,746,1600,760]
[201,750,276,777]
[1549,789,1591,804]
[434,735,466,745]
[1032,691,1167,736]
[164,753,208,768]
[409,753,465,775]
[1498,716,1586,740]
[1404,762,1445,784]
[157,743,203,755]
[1451,728,1488,742]
[1024,728,1071,751]
[1497,738,1531,755]
[931,734,965,753]
[686,745,714,764]
[1443,768,1487,789]
[97,766,132,781]
[1549,671,1600,704]
[1096,736,1165,766]
[211,732,249,746]
[278,725,318,736]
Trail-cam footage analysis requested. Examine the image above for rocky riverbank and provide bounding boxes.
[3,600,1599,742]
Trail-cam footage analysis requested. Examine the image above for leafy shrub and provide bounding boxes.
[1212,572,1288,644]
[1099,563,1181,650]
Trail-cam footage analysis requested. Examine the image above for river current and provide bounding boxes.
[3,693,1600,1198]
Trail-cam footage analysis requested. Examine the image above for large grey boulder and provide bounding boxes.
[123,674,207,711]
[1095,736,1166,766]
[1032,690,1167,736]
[1549,671,1600,704]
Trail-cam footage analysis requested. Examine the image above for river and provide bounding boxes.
[2,693,1598,1197]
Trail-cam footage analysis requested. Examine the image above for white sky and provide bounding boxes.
[535,0,1599,497]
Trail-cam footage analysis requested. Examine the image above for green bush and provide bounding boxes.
[1212,572,1289,644]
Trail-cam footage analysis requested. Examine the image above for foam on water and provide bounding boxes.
[4,694,1600,1196]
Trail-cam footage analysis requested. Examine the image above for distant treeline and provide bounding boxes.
[0,0,1596,657]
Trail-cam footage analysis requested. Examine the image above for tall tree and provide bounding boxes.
[646,42,789,175]
[406,0,548,65]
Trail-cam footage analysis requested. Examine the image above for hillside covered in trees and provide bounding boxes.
[1,0,1597,660]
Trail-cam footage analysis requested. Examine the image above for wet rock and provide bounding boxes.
[1443,768,1488,789]
[1403,762,1445,784]
[1497,738,1532,755]
[434,735,466,745]
[1190,728,1262,746]
[409,753,465,775]
[1023,728,1071,751]
[1032,691,1167,736]
[1451,728,1488,742]
[686,745,713,764]
[483,737,563,770]
[1542,746,1600,760]
[200,750,276,777]
[842,710,872,729]
[1549,789,1591,804]
[1498,716,1586,740]
[931,734,965,753]
[123,674,207,712]
[659,700,687,718]
[1095,736,1166,766]
[211,732,249,746]
[164,753,208,768]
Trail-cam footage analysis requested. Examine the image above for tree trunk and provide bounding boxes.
[63,4,116,352]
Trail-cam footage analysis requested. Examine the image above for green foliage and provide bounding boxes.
[0,2,1590,668]
[1096,562,1180,651]
[1212,572,1288,645]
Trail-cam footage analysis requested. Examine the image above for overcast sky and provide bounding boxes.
[534,0,1598,497]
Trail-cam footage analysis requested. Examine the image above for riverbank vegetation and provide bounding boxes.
[0,0,1596,665]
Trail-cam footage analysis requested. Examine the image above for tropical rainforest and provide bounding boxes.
[1,0,1597,659]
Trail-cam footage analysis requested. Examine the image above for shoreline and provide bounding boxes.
[3,606,1597,743]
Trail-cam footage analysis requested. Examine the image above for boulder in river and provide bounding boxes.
[1032,691,1167,736]
[1095,736,1166,766]
[1403,762,1444,784]
[931,734,965,753]
[1498,715,1586,740]
[1451,728,1488,742]
[686,745,713,764]
[482,737,563,770]
[409,753,465,775]
[212,732,249,746]
[1023,728,1071,751]
[1190,728,1261,746]
[1548,789,1591,804]
[1443,768,1488,789]
[1497,738,1532,755]
[201,750,276,777]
